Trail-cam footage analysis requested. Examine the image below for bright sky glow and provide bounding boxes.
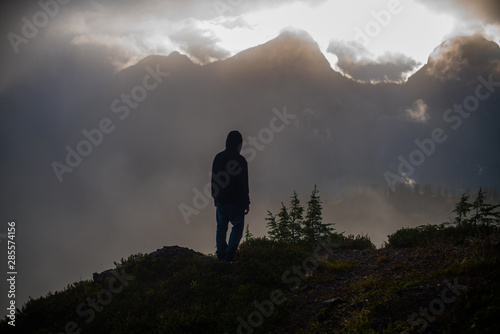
[199,0,458,71]
[62,0,498,77]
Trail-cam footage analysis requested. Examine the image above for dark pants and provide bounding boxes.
[216,202,245,261]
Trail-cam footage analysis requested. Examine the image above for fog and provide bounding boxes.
[1,0,500,320]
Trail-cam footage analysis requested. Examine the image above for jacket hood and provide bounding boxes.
[225,130,243,152]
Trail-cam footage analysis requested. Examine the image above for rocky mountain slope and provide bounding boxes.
[2,233,499,333]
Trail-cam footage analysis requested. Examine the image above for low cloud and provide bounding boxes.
[220,16,252,29]
[405,99,429,123]
[170,22,231,64]
[327,40,419,83]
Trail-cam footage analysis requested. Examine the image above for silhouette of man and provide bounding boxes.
[211,130,250,262]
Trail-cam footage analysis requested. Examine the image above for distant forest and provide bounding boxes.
[319,183,500,246]
[332,183,499,211]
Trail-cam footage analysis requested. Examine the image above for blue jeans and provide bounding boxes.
[216,202,245,261]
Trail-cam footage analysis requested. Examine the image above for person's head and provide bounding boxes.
[225,130,243,153]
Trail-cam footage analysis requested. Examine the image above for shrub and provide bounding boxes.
[340,233,376,249]
[385,223,500,248]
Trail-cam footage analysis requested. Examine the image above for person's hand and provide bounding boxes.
[244,207,250,215]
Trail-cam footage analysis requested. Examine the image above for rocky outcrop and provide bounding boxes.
[93,245,207,284]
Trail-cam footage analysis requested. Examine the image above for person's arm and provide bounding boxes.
[211,154,219,206]
[240,157,250,213]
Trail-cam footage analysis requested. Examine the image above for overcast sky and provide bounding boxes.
[1,0,500,321]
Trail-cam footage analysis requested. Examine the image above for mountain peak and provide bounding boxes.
[225,29,333,75]
[138,52,194,69]
[424,34,500,81]
[270,29,320,49]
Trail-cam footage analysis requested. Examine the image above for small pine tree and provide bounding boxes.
[472,188,500,226]
[471,188,487,225]
[266,211,279,241]
[453,193,472,226]
[276,202,292,242]
[266,204,293,242]
[479,202,500,227]
[289,191,304,242]
[302,185,334,241]
[244,224,254,241]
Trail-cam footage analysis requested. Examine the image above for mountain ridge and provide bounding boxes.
[124,31,500,86]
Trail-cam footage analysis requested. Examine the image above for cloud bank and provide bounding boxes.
[327,40,420,82]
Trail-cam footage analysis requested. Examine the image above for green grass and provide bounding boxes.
[437,257,499,276]
[2,226,499,334]
[0,238,314,334]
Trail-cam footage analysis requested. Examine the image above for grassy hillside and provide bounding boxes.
[1,224,499,333]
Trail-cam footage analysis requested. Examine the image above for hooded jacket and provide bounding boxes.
[211,131,250,208]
